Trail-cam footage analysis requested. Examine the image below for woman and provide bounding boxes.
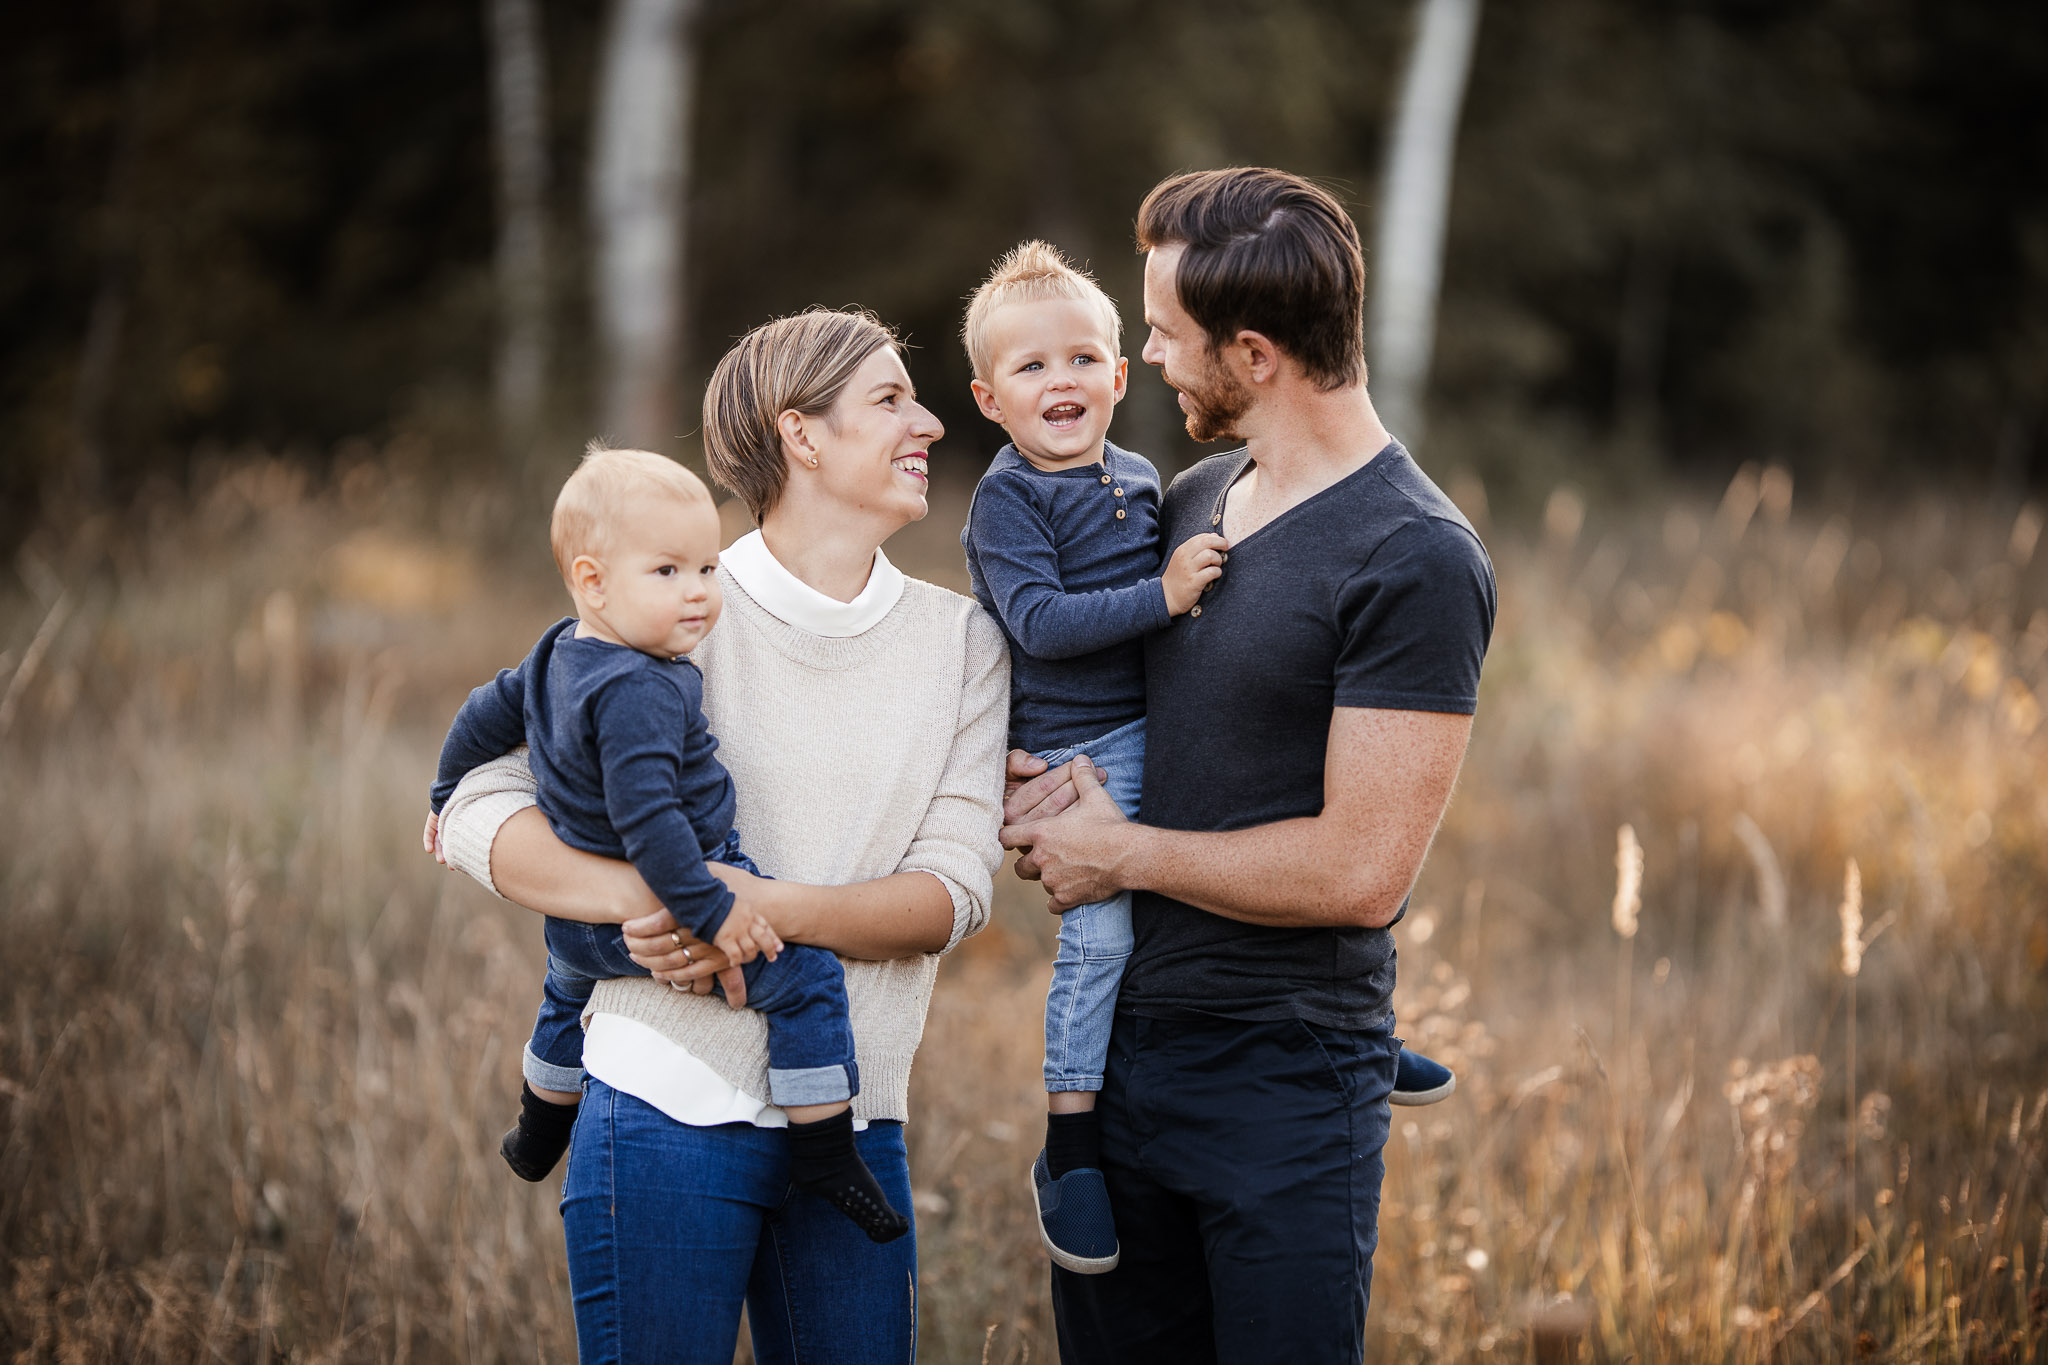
[430,308,1008,1363]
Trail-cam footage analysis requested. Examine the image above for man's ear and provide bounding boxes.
[1231,330,1284,385]
[970,378,1006,425]
[570,553,607,606]
[777,408,820,473]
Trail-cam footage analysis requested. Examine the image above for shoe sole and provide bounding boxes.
[1390,1074,1457,1106]
[1030,1168,1120,1275]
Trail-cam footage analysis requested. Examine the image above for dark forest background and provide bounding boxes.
[5,0,2046,538]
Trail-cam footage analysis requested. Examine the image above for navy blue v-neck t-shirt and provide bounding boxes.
[1124,442,1496,1031]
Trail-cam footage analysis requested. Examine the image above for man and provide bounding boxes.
[1001,167,1496,1364]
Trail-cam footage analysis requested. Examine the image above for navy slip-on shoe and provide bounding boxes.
[1031,1150,1120,1274]
[1390,1047,1457,1106]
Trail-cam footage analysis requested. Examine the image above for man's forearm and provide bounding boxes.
[1117,817,1412,929]
[764,871,955,960]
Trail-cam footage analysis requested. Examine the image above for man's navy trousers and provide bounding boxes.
[1051,1010,1399,1365]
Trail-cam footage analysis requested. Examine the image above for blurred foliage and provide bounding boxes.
[4,0,2045,535]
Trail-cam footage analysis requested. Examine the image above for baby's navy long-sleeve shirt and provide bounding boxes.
[961,441,1169,751]
[431,616,738,936]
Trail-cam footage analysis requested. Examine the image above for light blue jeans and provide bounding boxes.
[1035,716,1145,1092]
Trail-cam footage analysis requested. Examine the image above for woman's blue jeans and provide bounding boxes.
[562,1078,917,1364]
[1034,717,1144,1093]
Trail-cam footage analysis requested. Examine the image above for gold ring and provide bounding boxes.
[669,929,683,951]
[681,945,695,964]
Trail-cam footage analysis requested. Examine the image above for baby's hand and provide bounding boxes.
[712,902,784,968]
[1163,533,1228,615]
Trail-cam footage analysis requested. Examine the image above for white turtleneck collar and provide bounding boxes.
[719,529,905,638]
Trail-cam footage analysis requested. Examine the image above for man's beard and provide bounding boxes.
[1174,350,1253,443]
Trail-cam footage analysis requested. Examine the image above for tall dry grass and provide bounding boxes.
[1,454,2043,1363]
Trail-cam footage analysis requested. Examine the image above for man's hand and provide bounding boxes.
[1003,749,1111,826]
[1162,533,1228,616]
[1000,754,1135,911]
[623,906,747,1006]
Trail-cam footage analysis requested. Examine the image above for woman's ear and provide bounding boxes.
[777,409,821,472]
[570,553,607,607]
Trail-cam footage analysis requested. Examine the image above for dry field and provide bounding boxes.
[1,453,2044,1363]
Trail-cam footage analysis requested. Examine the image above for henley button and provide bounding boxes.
[1189,605,1202,617]
[1114,508,1126,520]
[1211,514,1221,526]
[1100,474,1112,484]
[1113,487,1124,496]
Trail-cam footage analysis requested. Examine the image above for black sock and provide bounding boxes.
[1045,1109,1102,1179]
[786,1110,909,1244]
[500,1082,579,1182]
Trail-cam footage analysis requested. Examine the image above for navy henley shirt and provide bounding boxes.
[430,616,739,937]
[961,440,1171,751]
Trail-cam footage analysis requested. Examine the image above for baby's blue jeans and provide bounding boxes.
[1034,717,1145,1093]
[525,832,859,1109]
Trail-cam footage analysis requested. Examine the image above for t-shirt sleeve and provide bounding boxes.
[1332,517,1496,714]
[589,668,738,938]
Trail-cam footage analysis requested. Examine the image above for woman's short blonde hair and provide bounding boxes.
[550,444,711,583]
[960,240,1122,382]
[701,308,899,522]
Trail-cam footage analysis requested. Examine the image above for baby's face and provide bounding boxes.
[595,495,725,658]
[972,298,1127,471]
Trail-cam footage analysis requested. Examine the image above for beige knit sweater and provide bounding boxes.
[438,569,1010,1122]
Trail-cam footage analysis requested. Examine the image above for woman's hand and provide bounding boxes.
[623,907,747,1005]
[1000,754,1133,910]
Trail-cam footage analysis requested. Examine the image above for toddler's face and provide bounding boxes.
[591,495,725,658]
[972,298,1127,470]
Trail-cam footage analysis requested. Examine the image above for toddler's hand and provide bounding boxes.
[1163,533,1228,615]
[421,809,445,864]
[713,902,784,968]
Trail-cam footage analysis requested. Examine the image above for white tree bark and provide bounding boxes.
[1369,0,1483,445]
[486,0,550,463]
[590,0,701,447]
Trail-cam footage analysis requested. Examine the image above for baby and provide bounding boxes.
[427,446,906,1242]
[959,243,1456,1275]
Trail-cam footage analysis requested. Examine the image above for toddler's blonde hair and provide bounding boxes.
[550,444,714,583]
[960,240,1122,382]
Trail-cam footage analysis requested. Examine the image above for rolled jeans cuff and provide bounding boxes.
[523,1043,587,1094]
[768,1064,855,1108]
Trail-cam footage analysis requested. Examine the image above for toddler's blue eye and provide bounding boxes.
[1022,361,1042,373]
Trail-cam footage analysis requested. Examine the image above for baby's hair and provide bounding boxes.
[550,443,714,583]
[960,240,1122,382]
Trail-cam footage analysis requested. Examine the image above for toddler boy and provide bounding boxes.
[959,244,1454,1275]
[428,446,906,1243]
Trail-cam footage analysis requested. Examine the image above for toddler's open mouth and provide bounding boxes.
[1041,403,1086,430]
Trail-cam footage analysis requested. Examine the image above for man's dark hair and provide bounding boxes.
[1135,168,1366,391]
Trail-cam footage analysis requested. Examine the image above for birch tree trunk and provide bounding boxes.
[486,0,550,467]
[590,0,701,448]
[1369,0,1482,446]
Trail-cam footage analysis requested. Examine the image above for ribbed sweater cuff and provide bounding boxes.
[441,788,534,898]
